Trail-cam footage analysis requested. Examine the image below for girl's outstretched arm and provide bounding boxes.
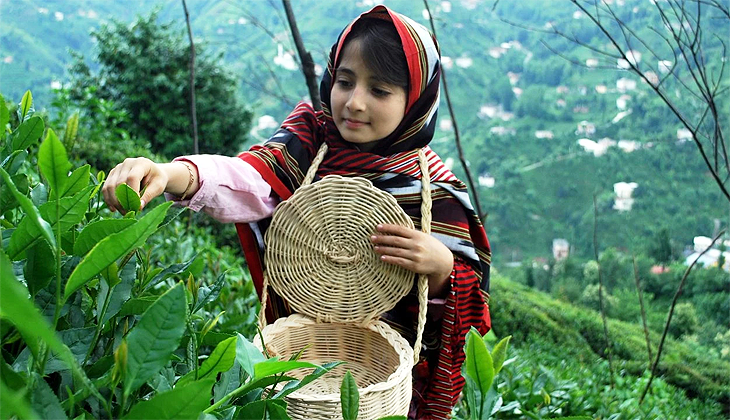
[103,158,199,213]
[370,223,454,298]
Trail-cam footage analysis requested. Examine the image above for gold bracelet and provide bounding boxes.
[178,162,195,201]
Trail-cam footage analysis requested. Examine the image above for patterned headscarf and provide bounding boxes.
[236,6,491,419]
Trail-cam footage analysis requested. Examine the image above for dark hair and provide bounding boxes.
[343,18,409,92]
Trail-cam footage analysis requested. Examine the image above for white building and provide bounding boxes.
[535,130,554,139]
[677,128,693,142]
[274,44,297,71]
[658,60,673,74]
[617,140,640,152]
[616,94,632,110]
[613,182,638,211]
[553,239,570,260]
[617,78,637,92]
[576,120,596,136]
[490,126,516,136]
[586,58,599,68]
[478,174,495,188]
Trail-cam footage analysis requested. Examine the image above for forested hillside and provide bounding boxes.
[1,0,727,262]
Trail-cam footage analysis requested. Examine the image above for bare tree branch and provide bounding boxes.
[281,0,321,111]
[423,0,486,222]
[640,230,725,403]
[182,0,199,154]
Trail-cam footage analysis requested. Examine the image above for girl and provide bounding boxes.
[103,5,491,419]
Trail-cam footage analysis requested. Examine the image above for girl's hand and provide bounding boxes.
[103,157,169,213]
[370,223,454,298]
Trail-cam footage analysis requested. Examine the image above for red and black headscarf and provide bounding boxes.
[236,5,491,419]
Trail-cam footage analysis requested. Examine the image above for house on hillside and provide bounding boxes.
[455,55,473,68]
[535,130,554,139]
[617,58,631,69]
[617,78,637,92]
[274,44,297,71]
[677,128,693,142]
[478,104,500,119]
[618,140,640,152]
[576,120,596,136]
[556,86,570,94]
[658,60,673,74]
[439,118,453,131]
[685,239,730,271]
[573,106,590,114]
[616,94,632,110]
[626,50,642,65]
[490,126,516,136]
[595,85,608,94]
[612,110,632,123]
[489,46,507,58]
[613,182,638,211]
[586,58,599,68]
[556,99,566,108]
[643,71,659,86]
[507,72,520,86]
[553,239,570,261]
[478,174,495,188]
[512,87,523,98]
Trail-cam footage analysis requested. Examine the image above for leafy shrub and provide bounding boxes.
[0,91,345,419]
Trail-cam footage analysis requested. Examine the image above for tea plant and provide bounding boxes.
[0,91,341,419]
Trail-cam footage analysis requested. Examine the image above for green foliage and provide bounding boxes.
[489,274,730,416]
[460,328,512,420]
[0,91,343,420]
[66,11,252,158]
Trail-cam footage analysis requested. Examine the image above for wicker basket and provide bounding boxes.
[254,143,432,420]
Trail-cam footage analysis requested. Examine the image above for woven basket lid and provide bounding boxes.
[264,175,414,324]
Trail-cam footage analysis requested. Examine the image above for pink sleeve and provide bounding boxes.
[165,155,277,223]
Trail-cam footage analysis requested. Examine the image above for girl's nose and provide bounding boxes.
[346,86,366,112]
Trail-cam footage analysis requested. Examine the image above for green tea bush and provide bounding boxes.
[0,91,345,419]
[489,273,730,417]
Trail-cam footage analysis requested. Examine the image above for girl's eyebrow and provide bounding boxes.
[335,66,392,84]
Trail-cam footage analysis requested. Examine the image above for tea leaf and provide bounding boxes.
[24,240,55,296]
[12,116,45,151]
[38,129,70,197]
[30,373,68,420]
[65,201,171,299]
[1,150,28,175]
[124,283,187,396]
[73,218,136,256]
[59,165,90,198]
[1,380,37,420]
[0,93,9,131]
[0,166,56,254]
[237,400,288,420]
[19,90,32,121]
[101,254,137,324]
[272,361,343,399]
[0,251,102,402]
[63,112,79,148]
[179,336,236,386]
[115,183,141,213]
[253,359,319,379]
[491,335,511,375]
[340,370,359,420]
[123,378,215,420]
[464,327,494,395]
[192,272,226,313]
[8,186,93,260]
[118,296,158,317]
[144,254,198,291]
[235,333,265,379]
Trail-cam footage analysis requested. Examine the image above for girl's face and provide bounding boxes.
[331,39,407,150]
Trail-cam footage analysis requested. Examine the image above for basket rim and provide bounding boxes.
[264,175,415,324]
[254,314,413,401]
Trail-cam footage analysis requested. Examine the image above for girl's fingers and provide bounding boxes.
[373,245,412,259]
[370,234,411,249]
[378,255,413,270]
[375,223,414,237]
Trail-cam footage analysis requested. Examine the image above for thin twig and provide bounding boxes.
[281,0,321,110]
[182,0,199,154]
[639,230,725,403]
[593,194,615,389]
[423,0,486,222]
[632,254,654,368]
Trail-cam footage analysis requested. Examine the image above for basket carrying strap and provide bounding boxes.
[258,143,431,365]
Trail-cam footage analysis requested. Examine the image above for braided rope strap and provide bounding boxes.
[413,148,431,364]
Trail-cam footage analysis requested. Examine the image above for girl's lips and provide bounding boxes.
[344,118,368,129]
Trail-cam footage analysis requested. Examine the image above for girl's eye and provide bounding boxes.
[336,79,353,88]
[372,87,391,97]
